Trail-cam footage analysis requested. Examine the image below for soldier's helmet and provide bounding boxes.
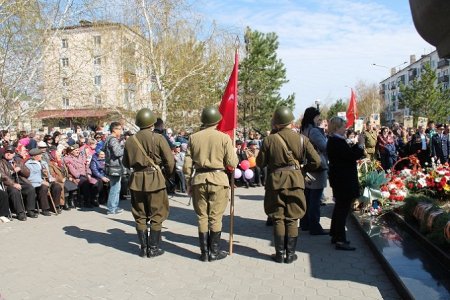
[135,108,156,129]
[201,106,222,126]
[272,106,294,126]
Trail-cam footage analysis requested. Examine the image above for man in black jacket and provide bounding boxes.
[430,123,450,164]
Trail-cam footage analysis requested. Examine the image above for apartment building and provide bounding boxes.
[379,50,450,124]
[37,20,152,127]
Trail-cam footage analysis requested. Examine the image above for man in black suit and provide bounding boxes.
[430,123,450,164]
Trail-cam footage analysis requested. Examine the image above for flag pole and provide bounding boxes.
[229,128,236,255]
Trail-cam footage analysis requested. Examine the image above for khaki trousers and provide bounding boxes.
[131,188,169,231]
[264,188,306,237]
[192,183,229,233]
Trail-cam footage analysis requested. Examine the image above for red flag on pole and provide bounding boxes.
[346,88,357,128]
[217,51,238,139]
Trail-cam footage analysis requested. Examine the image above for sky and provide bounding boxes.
[194,0,433,117]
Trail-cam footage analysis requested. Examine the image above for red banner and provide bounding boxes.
[346,88,358,128]
[217,51,238,139]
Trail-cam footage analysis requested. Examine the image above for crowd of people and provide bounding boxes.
[2,106,447,264]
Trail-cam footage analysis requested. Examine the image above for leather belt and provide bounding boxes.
[195,168,225,174]
[271,165,298,173]
[133,166,157,172]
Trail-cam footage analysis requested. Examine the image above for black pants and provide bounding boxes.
[78,176,93,203]
[330,195,353,242]
[0,189,10,217]
[7,183,36,213]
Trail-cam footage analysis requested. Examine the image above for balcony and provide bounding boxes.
[397,75,406,85]
[408,68,417,81]
[438,75,449,84]
[390,83,397,90]
[437,59,449,69]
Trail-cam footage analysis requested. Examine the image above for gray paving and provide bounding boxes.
[0,186,400,299]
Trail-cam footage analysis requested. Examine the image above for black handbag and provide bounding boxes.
[64,180,78,192]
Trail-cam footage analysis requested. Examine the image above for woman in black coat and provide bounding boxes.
[327,117,365,250]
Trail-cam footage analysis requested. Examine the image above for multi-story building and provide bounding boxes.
[36,20,153,128]
[379,50,450,124]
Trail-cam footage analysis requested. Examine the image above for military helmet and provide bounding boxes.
[201,106,222,126]
[272,106,294,126]
[135,108,156,129]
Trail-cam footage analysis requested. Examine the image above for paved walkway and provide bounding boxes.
[0,186,400,300]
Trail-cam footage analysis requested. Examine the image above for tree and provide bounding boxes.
[400,62,450,123]
[327,99,347,120]
[0,0,96,130]
[354,81,385,120]
[239,27,294,135]
[122,0,235,125]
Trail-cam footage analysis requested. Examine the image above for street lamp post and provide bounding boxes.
[315,99,320,110]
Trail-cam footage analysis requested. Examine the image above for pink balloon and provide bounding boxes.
[240,160,250,171]
[244,169,254,180]
[234,168,242,179]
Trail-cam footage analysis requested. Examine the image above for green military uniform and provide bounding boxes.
[256,106,321,264]
[123,109,174,258]
[183,106,238,262]
[364,128,377,160]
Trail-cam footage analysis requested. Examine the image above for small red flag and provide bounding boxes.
[346,88,358,128]
[217,51,238,139]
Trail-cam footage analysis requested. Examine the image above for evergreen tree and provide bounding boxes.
[239,27,295,135]
[327,99,347,120]
[400,63,450,123]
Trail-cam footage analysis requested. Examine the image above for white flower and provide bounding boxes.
[381,191,390,198]
[418,178,427,187]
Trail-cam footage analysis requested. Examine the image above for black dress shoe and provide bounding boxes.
[27,211,38,218]
[331,237,350,244]
[335,242,356,251]
[310,229,330,235]
[17,212,27,221]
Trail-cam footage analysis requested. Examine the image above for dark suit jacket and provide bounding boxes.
[327,135,365,199]
[430,134,450,163]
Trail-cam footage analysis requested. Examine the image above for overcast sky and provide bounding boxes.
[195,0,433,117]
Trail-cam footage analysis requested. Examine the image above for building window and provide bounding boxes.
[95,95,102,106]
[94,56,101,65]
[62,77,69,87]
[62,39,68,48]
[61,58,69,67]
[94,35,101,45]
[94,75,101,85]
[62,97,69,107]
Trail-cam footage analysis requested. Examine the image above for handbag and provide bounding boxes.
[104,137,123,176]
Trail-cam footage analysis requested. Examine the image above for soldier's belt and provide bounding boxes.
[133,166,157,172]
[195,168,225,174]
[271,165,298,173]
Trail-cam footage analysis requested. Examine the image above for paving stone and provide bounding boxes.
[0,186,400,299]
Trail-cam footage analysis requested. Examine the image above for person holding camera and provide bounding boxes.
[327,117,365,250]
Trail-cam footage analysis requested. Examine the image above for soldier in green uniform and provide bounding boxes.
[183,106,238,262]
[364,121,377,160]
[123,108,175,258]
[256,107,321,264]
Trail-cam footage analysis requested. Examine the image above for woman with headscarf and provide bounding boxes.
[299,107,329,235]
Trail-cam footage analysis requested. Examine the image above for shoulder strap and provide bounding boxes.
[274,133,300,168]
[131,135,160,170]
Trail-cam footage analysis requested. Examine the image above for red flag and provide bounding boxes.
[346,88,357,128]
[217,51,238,139]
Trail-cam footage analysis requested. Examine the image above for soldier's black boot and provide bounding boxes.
[208,231,227,261]
[271,235,285,263]
[148,229,164,258]
[199,232,209,262]
[137,229,148,257]
[284,236,298,264]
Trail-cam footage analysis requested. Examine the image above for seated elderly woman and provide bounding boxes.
[327,117,365,250]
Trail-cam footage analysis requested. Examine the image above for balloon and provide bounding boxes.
[248,157,256,168]
[234,168,242,179]
[240,160,250,171]
[244,169,254,180]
